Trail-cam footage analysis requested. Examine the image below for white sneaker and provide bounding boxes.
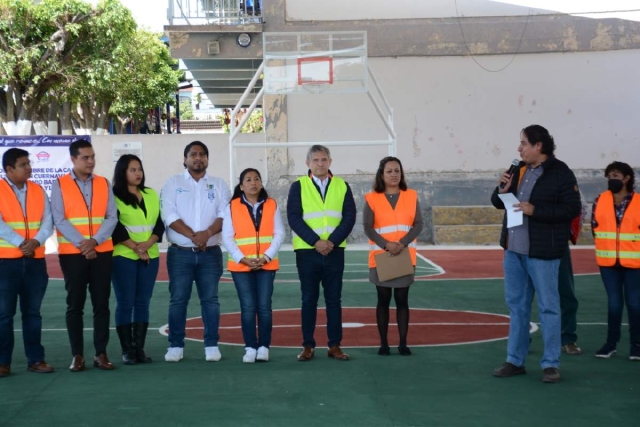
[243,347,257,363]
[205,346,222,362]
[256,346,269,362]
[165,347,184,362]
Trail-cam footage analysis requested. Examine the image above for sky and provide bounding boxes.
[87,0,168,32]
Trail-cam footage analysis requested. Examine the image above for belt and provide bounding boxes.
[170,244,219,252]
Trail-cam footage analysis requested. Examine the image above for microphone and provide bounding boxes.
[499,159,520,189]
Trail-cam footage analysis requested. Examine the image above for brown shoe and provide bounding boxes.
[493,362,526,377]
[69,355,85,372]
[562,343,582,355]
[93,353,115,370]
[327,346,350,361]
[542,367,560,383]
[297,347,315,361]
[27,361,54,374]
[0,364,10,377]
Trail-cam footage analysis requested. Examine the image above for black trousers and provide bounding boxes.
[59,252,113,357]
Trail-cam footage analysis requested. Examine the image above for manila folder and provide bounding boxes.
[374,250,414,282]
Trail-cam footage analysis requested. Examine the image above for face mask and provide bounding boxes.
[608,178,624,194]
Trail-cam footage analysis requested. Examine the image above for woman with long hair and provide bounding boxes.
[363,157,423,355]
[592,161,640,361]
[111,154,165,365]
[222,168,284,363]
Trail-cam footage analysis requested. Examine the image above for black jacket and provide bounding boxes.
[491,156,581,260]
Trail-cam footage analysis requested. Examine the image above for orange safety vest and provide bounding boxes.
[593,191,640,268]
[56,174,114,254]
[227,198,280,272]
[365,189,417,268]
[0,179,46,259]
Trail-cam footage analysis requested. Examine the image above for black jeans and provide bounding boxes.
[296,248,345,348]
[59,252,113,357]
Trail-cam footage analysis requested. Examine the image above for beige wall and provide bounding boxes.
[90,133,266,191]
[286,48,640,175]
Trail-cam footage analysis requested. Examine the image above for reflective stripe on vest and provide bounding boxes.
[56,174,113,254]
[113,188,161,260]
[365,189,418,268]
[593,191,640,268]
[291,176,347,250]
[227,198,280,272]
[0,180,46,259]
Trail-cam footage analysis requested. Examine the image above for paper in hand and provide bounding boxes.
[498,193,523,228]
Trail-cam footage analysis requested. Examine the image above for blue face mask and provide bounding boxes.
[608,179,624,194]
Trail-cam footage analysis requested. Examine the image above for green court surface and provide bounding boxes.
[1,251,638,427]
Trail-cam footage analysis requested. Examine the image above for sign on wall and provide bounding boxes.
[111,141,143,163]
[0,135,91,195]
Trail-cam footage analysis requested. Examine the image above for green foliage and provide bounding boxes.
[217,109,263,133]
[0,0,180,131]
[178,100,194,120]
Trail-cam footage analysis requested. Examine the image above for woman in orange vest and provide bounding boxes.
[592,161,640,361]
[222,168,284,363]
[364,157,423,356]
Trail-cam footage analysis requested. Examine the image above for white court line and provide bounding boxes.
[27,321,618,333]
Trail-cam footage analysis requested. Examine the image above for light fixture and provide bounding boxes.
[237,33,251,48]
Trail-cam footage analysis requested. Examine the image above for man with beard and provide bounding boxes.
[160,141,231,362]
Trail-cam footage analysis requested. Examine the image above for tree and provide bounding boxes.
[178,100,194,120]
[0,0,136,135]
[88,29,181,134]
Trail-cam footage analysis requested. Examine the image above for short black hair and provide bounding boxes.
[2,148,30,170]
[521,125,555,155]
[232,168,268,200]
[605,161,635,192]
[69,139,93,157]
[183,141,209,158]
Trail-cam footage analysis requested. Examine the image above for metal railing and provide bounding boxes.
[167,0,262,26]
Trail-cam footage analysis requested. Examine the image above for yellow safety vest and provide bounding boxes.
[113,188,161,260]
[292,175,347,250]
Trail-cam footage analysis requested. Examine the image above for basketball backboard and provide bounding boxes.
[263,31,368,94]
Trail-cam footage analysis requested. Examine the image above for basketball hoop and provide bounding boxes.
[301,83,330,94]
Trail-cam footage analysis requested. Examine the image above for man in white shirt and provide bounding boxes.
[160,141,232,362]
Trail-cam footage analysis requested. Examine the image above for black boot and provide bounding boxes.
[133,322,152,363]
[116,324,137,365]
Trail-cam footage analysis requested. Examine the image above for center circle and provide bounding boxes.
[159,308,532,348]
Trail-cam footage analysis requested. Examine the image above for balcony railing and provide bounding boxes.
[167,0,262,26]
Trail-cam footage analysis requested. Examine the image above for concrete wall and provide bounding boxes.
[285,0,554,21]
[88,47,639,244]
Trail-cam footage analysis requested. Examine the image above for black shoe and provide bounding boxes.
[542,367,560,383]
[398,346,412,356]
[493,362,526,377]
[116,324,137,365]
[378,346,390,355]
[133,322,152,363]
[595,342,617,359]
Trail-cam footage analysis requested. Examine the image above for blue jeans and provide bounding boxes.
[167,246,222,348]
[503,250,561,369]
[296,248,344,348]
[112,256,159,326]
[558,249,579,345]
[231,270,275,348]
[599,266,640,346]
[0,258,48,365]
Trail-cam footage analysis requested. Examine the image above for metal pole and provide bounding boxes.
[166,103,172,134]
[175,93,181,134]
[367,91,396,140]
[231,87,265,141]
[154,106,161,134]
[229,140,392,148]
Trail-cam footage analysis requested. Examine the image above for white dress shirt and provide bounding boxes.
[222,196,285,263]
[312,175,329,198]
[160,170,231,247]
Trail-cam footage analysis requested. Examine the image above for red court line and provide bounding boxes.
[417,248,599,280]
[45,248,599,281]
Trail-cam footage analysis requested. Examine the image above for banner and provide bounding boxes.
[0,135,91,195]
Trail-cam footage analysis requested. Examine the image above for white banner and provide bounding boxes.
[0,135,91,195]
